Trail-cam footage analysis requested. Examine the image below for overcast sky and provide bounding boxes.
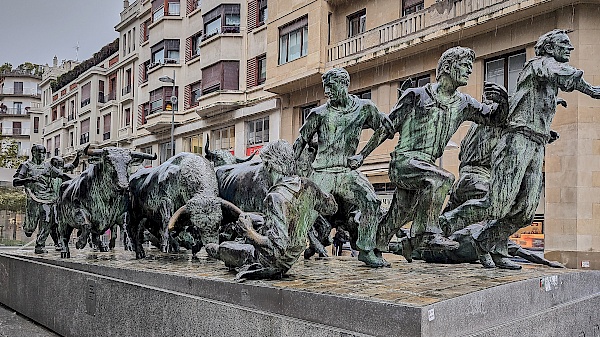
[0,0,124,68]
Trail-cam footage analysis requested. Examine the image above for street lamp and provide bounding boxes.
[159,70,176,157]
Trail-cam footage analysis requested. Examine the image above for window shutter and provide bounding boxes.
[247,57,257,88]
[184,84,191,109]
[222,61,239,90]
[185,36,192,62]
[248,0,258,31]
[103,114,111,133]
[202,62,222,91]
[280,16,308,35]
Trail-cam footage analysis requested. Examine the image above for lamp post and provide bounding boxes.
[159,70,176,157]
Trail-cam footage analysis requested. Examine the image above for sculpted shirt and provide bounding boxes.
[458,123,502,170]
[508,56,582,143]
[14,161,56,204]
[389,83,501,163]
[299,95,391,170]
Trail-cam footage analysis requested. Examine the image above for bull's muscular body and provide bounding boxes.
[128,152,223,258]
[58,147,155,258]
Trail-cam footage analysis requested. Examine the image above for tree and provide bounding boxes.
[0,139,27,169]
[17,62,43,76]
[0,63,12,72]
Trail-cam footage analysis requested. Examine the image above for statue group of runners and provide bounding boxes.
[295,29,600,269]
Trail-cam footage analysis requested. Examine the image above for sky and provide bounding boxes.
[0,0,125,68]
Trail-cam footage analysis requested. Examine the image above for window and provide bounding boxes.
[485,51,526,96]
[52,107,57,121]
[258,0,268,26]
[149,87,178,114]
[140,146,154,167]
[13,122,21,135]
[122,108,131,127]
[347,9,366,38]
[159,141,173,163]
[184,134,203,154]
[301,104,317,125]
[212,125,235,151]
[69,100,75,120]
[188,0,201,14]
[201,61,239,94]
[152,0,180,21]
[257,55,266,85]
[190,32,202,59]
[69,132,74,147]
[353,90,371,100]
[246,117,269,147]
[203,4,240,39]
[81,82,91,107]
[123,33,127,56]
[54,135,60,156]
[141,19,150,43]
[123,69,132,95]
[97,116,101,135]
[403,0,424,15]
[13,82,23,95]
[150,39,180,66]
[103,114,111,140]
[33,117,39,133]
[279,16,308,64]
[98,80,105,103]
[60,104,66,118]
[398,74,430,98]
[80,118,90,144]
[140,60,150,83]
[189,82,202,107]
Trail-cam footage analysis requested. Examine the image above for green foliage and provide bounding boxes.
[0,139,27,169]
[50,38,120,92]
[0,63,12,72]
[17,62,43,76]
[0,186,26,212]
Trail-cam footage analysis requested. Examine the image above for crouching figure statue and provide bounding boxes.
[206,140,338,279]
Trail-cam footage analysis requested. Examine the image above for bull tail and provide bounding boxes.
[218,197,243,217]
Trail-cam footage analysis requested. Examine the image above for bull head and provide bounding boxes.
[85,146,156,191]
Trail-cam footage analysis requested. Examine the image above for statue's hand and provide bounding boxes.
[483,82,508,105]
[236,213,254,234]
[348,154,364,170]
[549,130,560,144]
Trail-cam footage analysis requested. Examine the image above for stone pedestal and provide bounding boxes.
[0,250,599,337]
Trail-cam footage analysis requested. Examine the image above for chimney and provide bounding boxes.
[124,0,129,9]
[53,56,58,67]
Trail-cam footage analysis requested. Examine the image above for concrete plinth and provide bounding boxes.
[0,249,599,337]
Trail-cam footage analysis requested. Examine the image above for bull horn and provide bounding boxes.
[235,151,256,163]
[168,205,188,231]
[219,198,243,217]
[131,151,157,160]
[204,135,214,160]
[85,145,103,156]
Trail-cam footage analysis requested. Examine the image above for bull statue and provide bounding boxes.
[58,146,156,258]
[203,135,256,167]
[128,152,240,259]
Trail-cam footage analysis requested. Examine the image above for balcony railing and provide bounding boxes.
[1,128,29,136]
[0,88,41,96]
[327,0,520,62]
[203,25,240,40]
[0,107,27,115]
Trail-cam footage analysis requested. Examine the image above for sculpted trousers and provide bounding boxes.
[311,169,380,252]
[376,154,454,251]
[473,133,545,256]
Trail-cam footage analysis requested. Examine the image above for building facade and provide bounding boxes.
[39,0,600,268]
[0,70,42,157]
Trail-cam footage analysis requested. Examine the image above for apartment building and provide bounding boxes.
[0,70,42,158]
[127,0,279,163]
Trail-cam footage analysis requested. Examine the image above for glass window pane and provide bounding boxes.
[279,35,288,64]
[508,53,526,95]
[485,59,504,87]
[302,26,308,57]
[206,18,221,36]
[288,30,301,61]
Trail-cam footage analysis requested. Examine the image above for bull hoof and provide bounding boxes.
[24,232,33,238]
[75,240,87,250]
[61,251,71,258]
[135,250,146,259]
[98,244,109,252]
[34,247,47,254]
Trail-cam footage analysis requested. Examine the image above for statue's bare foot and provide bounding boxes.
[491,255,522,270]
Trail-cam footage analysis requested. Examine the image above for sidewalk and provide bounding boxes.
[0,303,60,337]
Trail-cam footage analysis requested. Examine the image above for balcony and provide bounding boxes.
[1,128,30,136]
[0,87,41,98]
[326,0,556,66]
[45,117,66,134]
[142,110,184,133]
[195,91,245,118]
[0,107,28,115]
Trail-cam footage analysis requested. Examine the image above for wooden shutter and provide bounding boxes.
[222,61,239,90]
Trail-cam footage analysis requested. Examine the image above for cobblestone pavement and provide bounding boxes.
[0,303,60,337]
[9,247,573,307]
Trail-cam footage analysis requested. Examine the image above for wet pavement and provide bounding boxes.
[6,246,574,307]
[0,302,60,337]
